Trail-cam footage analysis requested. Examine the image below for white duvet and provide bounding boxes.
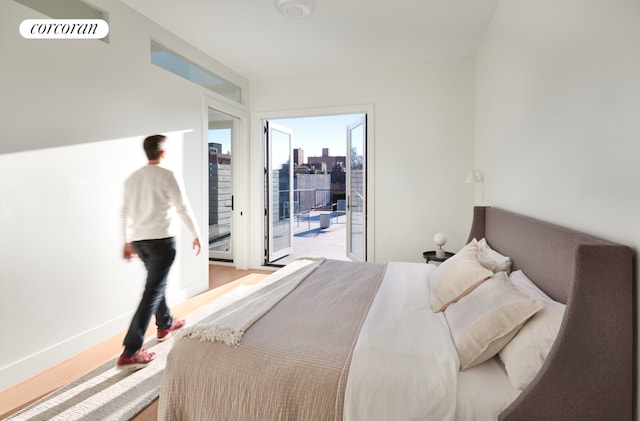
[344,262,459,420]
[344,262,518,421]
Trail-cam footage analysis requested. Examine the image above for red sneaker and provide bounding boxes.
[116,349,156,371]
[157,319,186,342]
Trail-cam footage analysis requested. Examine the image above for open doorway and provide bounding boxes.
[264,113,366,266]
[207,108,236,262]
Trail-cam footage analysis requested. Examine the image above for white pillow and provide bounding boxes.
[499,270,566,391]
[429,240,493,312]
[444,271,543,370]
[477,238,512,273]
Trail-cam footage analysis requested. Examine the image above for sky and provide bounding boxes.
[272,114,363,159]
[208,113,364,161]
[208,128,231,154]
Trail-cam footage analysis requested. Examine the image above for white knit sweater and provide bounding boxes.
[122,164,200,243]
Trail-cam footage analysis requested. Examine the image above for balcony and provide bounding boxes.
[274,209,350,265]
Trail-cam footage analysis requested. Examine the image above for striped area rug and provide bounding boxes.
[4,283,262,421]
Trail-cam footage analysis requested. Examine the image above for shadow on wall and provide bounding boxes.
[0,130,197,391]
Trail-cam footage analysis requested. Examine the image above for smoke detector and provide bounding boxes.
[274,0,316,18]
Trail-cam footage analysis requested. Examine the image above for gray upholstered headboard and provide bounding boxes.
[467,206,634,420]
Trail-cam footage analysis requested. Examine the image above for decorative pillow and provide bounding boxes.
[444,271,543,370]
[477,238,512,273]
[429,240,493,312]
[499,270,566,391]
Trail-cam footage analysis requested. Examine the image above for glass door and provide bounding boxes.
[265,121,294,262]
[208,108,235,260]
[347,115,366,261]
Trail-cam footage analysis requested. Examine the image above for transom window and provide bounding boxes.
[151,41,242,104]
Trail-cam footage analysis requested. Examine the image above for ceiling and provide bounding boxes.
[120,0,499,81]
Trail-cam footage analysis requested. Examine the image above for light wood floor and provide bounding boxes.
[0,264,273,420]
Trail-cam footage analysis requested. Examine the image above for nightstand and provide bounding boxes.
[423,250,454,264]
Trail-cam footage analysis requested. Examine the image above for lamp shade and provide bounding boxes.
[274,0,316,18]
[433,232,447,247]
[465,170,482,184]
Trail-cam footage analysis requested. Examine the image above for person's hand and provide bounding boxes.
[192,238,201,256]
[123,243,136,261]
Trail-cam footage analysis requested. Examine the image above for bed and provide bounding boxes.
[159,206,633,420]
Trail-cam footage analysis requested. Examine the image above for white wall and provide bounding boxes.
[0,0,247,391]
[475,0,640,412]
[250,57,477,265]
[476,0,640,243]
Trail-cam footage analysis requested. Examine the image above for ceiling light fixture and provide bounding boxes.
[274,0,316,18]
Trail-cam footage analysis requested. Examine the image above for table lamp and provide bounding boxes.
[433,232,447,259]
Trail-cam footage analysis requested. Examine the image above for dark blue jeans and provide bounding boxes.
[123,237,176,356]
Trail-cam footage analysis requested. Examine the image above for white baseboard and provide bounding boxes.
[0,314,130,393]
[0,282,207,393]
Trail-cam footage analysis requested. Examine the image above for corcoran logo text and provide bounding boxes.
[20,19,109,39]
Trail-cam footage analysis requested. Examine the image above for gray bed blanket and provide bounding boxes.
[158,259,386,421]
[178,258,325,346]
